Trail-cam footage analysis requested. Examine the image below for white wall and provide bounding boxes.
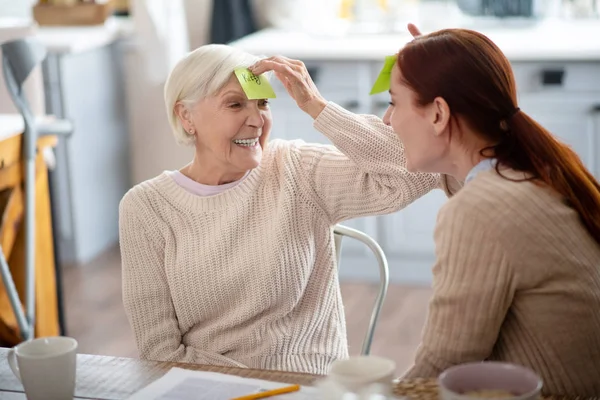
[121,46,193,184]
[184,0,212,50]
[0,0,36,19]
[122,0,214,185]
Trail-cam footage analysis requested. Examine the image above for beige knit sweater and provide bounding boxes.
[404,168,600,397]
[119,102,442,374]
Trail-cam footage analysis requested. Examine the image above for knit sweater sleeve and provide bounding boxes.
[293,102,443,223]
[403,197,514,378]
[119,192,247,368]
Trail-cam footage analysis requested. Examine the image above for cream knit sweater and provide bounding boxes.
[404,168,600,397]
[119,102,443,374]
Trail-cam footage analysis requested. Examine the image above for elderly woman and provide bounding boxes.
[119,43,456,374]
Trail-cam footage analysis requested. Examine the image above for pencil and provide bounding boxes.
[230,384,301,400]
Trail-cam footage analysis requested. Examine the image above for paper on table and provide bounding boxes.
[125,367,318,400]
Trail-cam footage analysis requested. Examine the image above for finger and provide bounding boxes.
[407,23,422,38]
[250,57,295,75]
[252,59,302,82]
[276,55,304,67]
[264,56,305,75]
[265,56,309,81]
[249,59,282,75]
[261,55,304,72]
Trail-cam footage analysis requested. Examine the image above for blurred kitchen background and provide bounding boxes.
[0,0,599,375]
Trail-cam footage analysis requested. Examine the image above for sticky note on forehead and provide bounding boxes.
[234,68,276,100]
[369,55,397,95]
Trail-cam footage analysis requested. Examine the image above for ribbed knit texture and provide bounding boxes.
[119,102,441,375]
[404,168,600,397]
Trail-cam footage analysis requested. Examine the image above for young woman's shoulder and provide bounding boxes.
[440,168,570,232]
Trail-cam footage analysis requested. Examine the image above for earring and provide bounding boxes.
[188,128,195,135]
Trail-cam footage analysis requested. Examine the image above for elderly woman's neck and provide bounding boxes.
[182,160,247,186]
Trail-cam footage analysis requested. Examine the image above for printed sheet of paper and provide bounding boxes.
[126,367,318,400]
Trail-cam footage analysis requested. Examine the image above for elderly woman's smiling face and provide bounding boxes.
[179,74,272,179]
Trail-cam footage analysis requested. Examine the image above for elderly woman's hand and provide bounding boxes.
[249,56,327,119]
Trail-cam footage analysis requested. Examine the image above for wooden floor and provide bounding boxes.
[62,246,432,375]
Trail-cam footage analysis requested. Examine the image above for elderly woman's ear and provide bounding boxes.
[174,102,195,135]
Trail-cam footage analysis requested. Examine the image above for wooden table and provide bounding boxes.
[1,348,589,400]
[0,348,319,400]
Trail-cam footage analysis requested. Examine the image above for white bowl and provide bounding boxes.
[439,362,543,400]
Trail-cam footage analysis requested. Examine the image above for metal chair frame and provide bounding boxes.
[333,224,389,355]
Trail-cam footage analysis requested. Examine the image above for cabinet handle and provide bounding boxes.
[541,69,565,86]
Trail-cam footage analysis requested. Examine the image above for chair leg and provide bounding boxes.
[24,156,36,340]
[0,246,30,338]
[48,170,67,336]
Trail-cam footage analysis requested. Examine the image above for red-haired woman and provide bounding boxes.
[382,29,600,396]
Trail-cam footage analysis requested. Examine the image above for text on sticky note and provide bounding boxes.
[234,68,277,100]
[370,55,397,95]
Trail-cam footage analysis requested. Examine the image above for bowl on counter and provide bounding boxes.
[438,361,543,400]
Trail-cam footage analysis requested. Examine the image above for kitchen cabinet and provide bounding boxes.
[37,22,133,266]
[265,58,600,284]
[514,62,600,178]
[521,93,599,174]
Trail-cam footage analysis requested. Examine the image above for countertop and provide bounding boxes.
[36,16,133,54]
[0,114,23,142]
[0,16,133,55]
[229,18,600,62]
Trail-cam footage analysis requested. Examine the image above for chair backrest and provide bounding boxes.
[333,224,389,356]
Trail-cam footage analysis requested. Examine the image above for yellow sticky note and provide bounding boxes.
[234,68,276,100]
[369,55,397,95]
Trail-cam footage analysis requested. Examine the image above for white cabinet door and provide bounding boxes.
[519,92,600,178]
[379,189,447,256]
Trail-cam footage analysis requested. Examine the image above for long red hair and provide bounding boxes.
[396,29,600,245]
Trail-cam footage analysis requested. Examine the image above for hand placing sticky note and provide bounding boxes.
[234,68,277,100]
[369,55,397,95]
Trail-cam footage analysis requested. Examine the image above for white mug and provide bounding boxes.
[8,336,78,400]
[319,356,397,399]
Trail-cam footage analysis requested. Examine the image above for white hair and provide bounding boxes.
[164,44,266,146]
